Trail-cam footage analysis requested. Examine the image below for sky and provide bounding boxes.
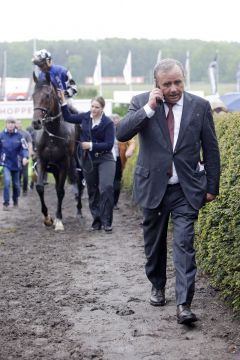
[0,0,239,43]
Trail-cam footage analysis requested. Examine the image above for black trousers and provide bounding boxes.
[83,153,116,227]
[113,156,123,206]
[142,183,199,305]
[19,164,29,193]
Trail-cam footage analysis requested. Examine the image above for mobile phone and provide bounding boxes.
[156,97,163,104]
[154,79,163,104]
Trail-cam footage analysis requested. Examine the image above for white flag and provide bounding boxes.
[156,50,162,64]
[123,51,132,85]
[185,51,190,90]
[93,50,102,86]
[208,54,218,95]
[1,50,7,100]
[236,64,240,92]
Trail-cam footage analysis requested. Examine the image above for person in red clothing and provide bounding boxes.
[111,113,136,209]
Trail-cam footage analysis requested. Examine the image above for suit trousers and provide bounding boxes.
[83,153,115,227]
[142,183,199,305]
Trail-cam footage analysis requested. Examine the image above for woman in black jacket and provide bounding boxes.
[60,93,115,233]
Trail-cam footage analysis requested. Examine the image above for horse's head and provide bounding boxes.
[32,72,61,130]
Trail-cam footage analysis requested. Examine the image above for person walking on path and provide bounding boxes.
[60,93,115,233]
[116,58,220,325]
[111,113,136,209]
[15,119,33,195]
[0,117,29,210]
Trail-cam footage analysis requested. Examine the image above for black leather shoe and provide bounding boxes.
[150,286,166,306]
[104,225,112,233]
[90,218,102,231]
[177,304,198,324]
[89,223,102,231]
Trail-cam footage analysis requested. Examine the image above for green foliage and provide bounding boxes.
[1,38,240,86]
[77,86,97,99]
[112,104,129,117]
[122,137,139,192]
[196,113,240,314]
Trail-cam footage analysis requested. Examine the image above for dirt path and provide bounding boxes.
[0,184,239,360]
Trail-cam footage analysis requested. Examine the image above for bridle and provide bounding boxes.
[33,105,62,124]
[32,81,81,144]
[33,83,66,140]
[33,84,61,125]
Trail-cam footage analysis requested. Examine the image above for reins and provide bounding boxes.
[43,126,67,141]
[33,106,62,123]
[33,81,93,173]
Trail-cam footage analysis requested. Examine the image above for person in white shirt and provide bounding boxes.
[116,58,220,325]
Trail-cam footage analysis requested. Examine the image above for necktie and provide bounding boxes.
[166,103,175,177]
[166,103,174,145]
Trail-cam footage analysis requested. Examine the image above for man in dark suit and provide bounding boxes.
[116,58,220,325]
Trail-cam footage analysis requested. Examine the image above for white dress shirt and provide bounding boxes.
[144,95,184,184]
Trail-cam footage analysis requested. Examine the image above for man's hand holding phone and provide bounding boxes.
[148,85,164,110]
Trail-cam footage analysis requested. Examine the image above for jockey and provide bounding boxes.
[32,49,78,99]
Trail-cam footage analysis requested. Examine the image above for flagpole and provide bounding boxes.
[98,50,102,96]
[156,50,162,64]
[33,39,39,75]
[93,50,102,96]
[236,64,240,92]
[2,50,7,101]
[99,80,102,96]
[185,50,190,90]
[123,51,132,91]
[208,51,219,96]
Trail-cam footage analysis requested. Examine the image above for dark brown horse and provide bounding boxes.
[32,72,84,230]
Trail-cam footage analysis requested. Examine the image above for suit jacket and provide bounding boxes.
[116,91,220,210]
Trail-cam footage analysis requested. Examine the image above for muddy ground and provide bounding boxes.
[0,183,239,360]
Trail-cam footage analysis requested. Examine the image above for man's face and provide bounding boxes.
[155,65,185,104]
[15,120,22,129]
[6,121,15,133]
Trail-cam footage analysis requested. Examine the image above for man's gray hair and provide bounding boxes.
[6,116,17,124]
[154,58,185,80]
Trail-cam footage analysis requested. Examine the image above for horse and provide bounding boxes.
[32,72,84,230]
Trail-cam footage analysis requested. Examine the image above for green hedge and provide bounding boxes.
[196,113,240,314]
[122,112,240,314]
[122,137,139,192]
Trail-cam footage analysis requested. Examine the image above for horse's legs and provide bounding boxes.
[52,169,66,231]
[54,173,65,220]
[36,165,53,226]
